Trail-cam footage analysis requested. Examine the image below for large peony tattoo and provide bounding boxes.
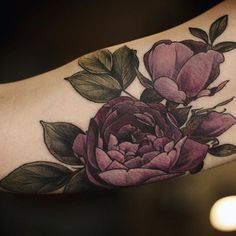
[1,15,236,193]
[73,97,209,187]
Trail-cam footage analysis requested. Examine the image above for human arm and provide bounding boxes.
[1,0,236,193]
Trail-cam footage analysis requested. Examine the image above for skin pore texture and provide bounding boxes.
[1,0,236,193]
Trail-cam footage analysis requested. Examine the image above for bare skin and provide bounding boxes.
[1,0,236,193]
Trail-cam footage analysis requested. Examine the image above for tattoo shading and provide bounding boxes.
[1,15,236,193]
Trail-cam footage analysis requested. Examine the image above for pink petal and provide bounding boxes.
[173,139,208,172]
[146,134,157,142]
[145,173,181,184]
[125,156,142,168]
[170,136,187,167]
[164,141,175,152]
[102,110,118,134]
[72,133,87,159]
[144,41,193,81]
[138,143,154,155]
[134,113,155,126]
[95,148,112,171]
[194,111,236,137]
[106,160,128,170]
[142,152,174,171]
[108,134,118,150]
[142,151,160,164]
[155,125,164,137]
[177,50,224,97]
[197,80,229,98]
[98,137,104,149]
[153,137,171,151]
[154,77,186,104]
[99,168,166,186]
[87,119,100,169]
[119,142,139,154]
[85,166,107,187]
[107,150,125,162]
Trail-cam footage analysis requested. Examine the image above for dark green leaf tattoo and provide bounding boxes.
[65,169,100,193]
[0,162,73,193]
[135,68,153,89]
[168,106,192,127]
[111,46,139,89]
[213,41,236,52]
[41,121,84,165]
[140,88,163,103]
[209,144,236,157]
[66,71,122,103]
[209,15,228,45]
[78,49,113,74]
[189,27,209,44]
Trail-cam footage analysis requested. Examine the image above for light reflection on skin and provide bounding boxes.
[210,196,236,232]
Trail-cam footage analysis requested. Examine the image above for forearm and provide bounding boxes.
[1,0,236,193]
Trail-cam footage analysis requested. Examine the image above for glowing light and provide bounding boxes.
[210,196,236,231]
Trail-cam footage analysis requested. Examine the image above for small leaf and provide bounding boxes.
[188,136,219,146]
[0,162,72,193]
[135,68,153,89]
[189,27,209,44]
[64,169,99,193]
[140,88,163,104]
[66,71,122,103]
[78,49,113,74]
[208,144,236,157]
[166,101,179,111]
[213,41,236,52]
[209,15,228,45]
[214,96,235,107]
[41,121,84,165]
[112,46,139,89]
[169,106,192,127]
[189,162,204,174]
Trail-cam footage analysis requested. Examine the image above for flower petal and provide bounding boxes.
[85,167,107,187]
[181,40,209,54]
[99,168,166,186]
[144,41,193,81]
[119,142,139,154]
[145,173,181,184]
[87,119,100,169]
[173,138,208,172]
[106,160,128,171]
[108,134,119,150]
[134,113,155,126]
[125,156,142,169]
[95,148,113,171]
[107,150,125,162]
[164,141,175,152]
[154,77,186,103]
[72,133,87,159]
[142,151,160,164]
[142,152,175,171]
[194,111,236,137]
[153,137,171,151]
[177,50,224,97]
[197,80,229,98]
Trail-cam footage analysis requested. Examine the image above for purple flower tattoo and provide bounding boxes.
[1,15,236,193]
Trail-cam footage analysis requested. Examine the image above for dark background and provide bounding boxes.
[2,0,236,236]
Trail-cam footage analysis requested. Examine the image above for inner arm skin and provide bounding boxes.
[1,0,236,192]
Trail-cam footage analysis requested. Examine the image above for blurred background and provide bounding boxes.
[2,0,236,235]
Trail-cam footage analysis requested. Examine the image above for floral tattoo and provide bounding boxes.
[1,15,236,193]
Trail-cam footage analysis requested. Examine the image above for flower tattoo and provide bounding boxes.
[1,15,236,193]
